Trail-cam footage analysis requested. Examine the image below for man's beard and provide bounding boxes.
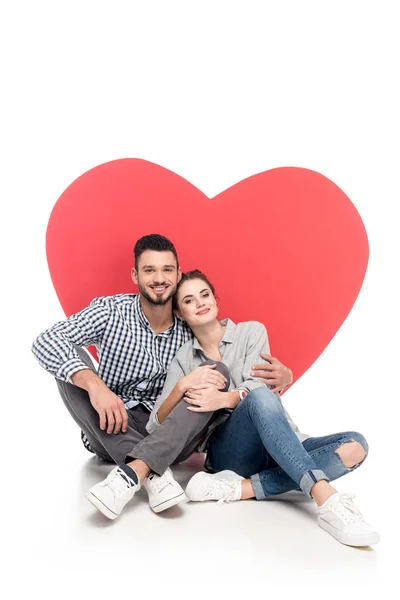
[138,282,177,306]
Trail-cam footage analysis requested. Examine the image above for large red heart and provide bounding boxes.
[46,159,368,386]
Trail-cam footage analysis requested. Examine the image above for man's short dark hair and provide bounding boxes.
[134,234,179,269]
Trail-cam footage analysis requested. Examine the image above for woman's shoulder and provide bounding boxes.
[234,320,267,337]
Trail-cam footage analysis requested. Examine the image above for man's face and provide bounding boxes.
[132,250,181,306]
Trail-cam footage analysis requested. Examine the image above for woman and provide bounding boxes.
[149,270,379,547]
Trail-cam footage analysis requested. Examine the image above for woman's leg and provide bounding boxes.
[251,430,368,500]
[195,388,378,547]
[208,387,331,499]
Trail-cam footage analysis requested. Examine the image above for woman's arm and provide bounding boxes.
[184,323,270,413]
[157,380,187,424]
[147,359,186,433]
[147,359,227,432]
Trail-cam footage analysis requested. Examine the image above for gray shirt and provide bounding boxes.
[147,319,309,451]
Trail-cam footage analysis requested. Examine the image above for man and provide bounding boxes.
[32,234,292,518]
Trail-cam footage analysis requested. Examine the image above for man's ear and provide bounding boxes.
[177,267,182,283]
[131,268,138,285]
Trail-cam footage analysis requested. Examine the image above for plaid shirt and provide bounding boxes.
[32,294,191,448]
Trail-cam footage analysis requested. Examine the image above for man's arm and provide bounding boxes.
[31,297,110,384]
[33,298,129,434]
[251,353,293,393]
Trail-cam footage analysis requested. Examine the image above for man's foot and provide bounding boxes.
[317,493,380,546]
[186,470,243,503]
[85,465,139,520]
[143,468,186,513]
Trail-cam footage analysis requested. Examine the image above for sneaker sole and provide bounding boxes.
[150,491,187,513]
[85,491,119,520]
[318,517,380,546]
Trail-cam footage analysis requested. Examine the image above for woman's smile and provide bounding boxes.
[196,308,210,316]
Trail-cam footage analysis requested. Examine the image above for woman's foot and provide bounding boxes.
[317,492,380,546]
[186,470,243,503]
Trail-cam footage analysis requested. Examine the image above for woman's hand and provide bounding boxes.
[184,385,227,412]
[180,365,227,394]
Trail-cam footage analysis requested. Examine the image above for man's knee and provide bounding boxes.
[336,437,368,468]
[168,398,213,427]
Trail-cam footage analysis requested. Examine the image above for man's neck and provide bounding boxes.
[139,296,175,334]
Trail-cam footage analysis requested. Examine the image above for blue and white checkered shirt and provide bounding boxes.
[32,294,191,448]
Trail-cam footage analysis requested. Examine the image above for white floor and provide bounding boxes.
[4,374,394,600]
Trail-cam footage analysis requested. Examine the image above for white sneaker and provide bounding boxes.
[85,465,139,520]
[143,468,186,513]
[318,493,380,546]
[186,470,244,503]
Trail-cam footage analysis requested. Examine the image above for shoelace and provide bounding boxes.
[109,468,135,497]
[335,494,364,524]
[147,472,173,493]
[206,479,239,504]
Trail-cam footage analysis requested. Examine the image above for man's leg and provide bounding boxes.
[85,360,226,516]
[85,399,218,518]
[128,398,216,475]
[126,359,231,478]
[56,347,149,464]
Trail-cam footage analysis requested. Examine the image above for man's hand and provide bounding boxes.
[184,385,227,412]
[72,369,129,434]
[180,365,227,394]
[88,385,129,434]
[251,354,293,393]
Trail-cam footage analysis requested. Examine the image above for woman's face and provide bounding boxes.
[176,278,218,328]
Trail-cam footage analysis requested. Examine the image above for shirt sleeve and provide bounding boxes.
[146,356,186,434]
[234,322,302,431]
[31,297,111,383]
[236,322,271,395]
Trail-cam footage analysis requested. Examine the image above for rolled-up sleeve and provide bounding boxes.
[236,322,270,395]
[31,297,110,383]
[146,357,186,434]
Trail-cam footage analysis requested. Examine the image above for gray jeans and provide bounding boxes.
[56,348,218,475]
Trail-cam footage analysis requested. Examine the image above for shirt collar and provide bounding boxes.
[192,318,236,350]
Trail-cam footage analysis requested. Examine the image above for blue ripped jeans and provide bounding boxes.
[206,387,368,499]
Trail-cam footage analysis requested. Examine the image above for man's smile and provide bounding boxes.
[150,285,170,295]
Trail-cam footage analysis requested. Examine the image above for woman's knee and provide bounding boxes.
[244,386,281,414]
[348,431,369,456]
[336,432,369,468]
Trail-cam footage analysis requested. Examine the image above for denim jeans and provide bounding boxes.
[206,387,368,499]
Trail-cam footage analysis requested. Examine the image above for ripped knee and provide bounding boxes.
[335,441,367,468]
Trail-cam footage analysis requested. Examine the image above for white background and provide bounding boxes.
[1,1,399,598]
